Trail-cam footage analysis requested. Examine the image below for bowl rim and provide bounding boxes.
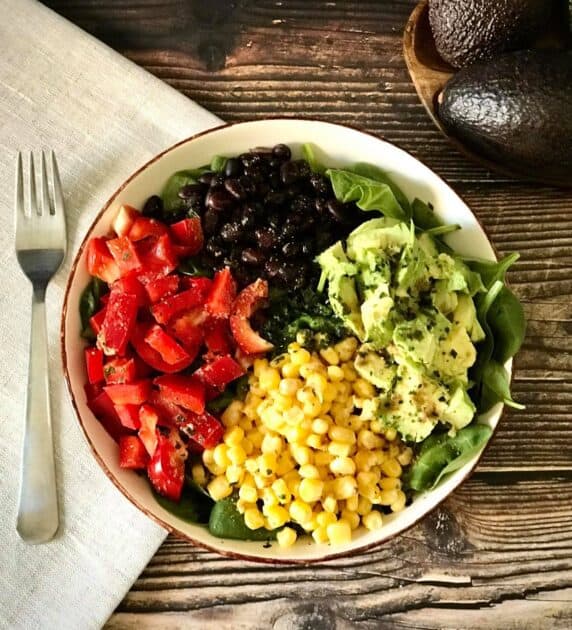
[60,117,504,564]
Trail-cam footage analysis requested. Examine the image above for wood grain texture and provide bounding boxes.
[40,0,572,627]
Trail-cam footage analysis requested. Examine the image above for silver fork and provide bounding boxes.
[15,151,66,544]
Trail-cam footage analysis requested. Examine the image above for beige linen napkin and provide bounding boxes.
[0,1,222,627]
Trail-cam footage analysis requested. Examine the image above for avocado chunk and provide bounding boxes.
[438,50,572,187]
[428,0,555,68]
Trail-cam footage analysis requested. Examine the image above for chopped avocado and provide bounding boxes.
[441,385,476,432]
[354,345,396,394]
[454,294,485,343]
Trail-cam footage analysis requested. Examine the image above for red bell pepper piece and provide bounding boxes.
[180,275,212,293]
[128,217,168,241]
[138,233,178,279]
[195,355,245,390]
[106,236,143,276]
[130,322,196,374]
[205,267,236,319]
[153,374,205,414]
[112,274,148,307]
[151,284,209,325]
[112,205,139,238]
[97,290,138,356]
[148,390,187,426]
[84,381,103,402]
[119,435,149,469]
[168,307,205,358]
[103,356,137,384]
[104,380,151,405]
[85,347,105,384]
[204,319,232,355]
[229,279,274,355]
[144,275,180,303]
[86,237,120,284]
[147,435,185,501]
[89,306,107,335]
[169,217,203,255]
[144,324,191,366]
[114,403,141,430]
[87,389,129,442]
[139,403,160,455]
[180,411,224,449]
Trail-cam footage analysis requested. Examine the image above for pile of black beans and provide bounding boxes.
[144,144,362,290]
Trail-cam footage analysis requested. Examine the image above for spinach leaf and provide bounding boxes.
[207,375,249,413]
[325,168,407,221]
[161,166,209,213]
[411,198,441,231]
[79,277,107,339]
[407,424,492,492]
[487,286,526,364]
[479,360,525,413]
[302,143,325,174]
[210,155,228,173]
[424,224,461,237]
[466,253,519,290]
[349,163,411,215]
[209,497,279,541]
[178,257,213,278]
[153,484,214,525]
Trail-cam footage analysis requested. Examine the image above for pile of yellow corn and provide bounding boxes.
[196,337,412,547]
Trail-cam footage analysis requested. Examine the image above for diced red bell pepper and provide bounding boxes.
[145,275,180,303]
[168,307,205,357]
[180,275,212,293]
[234,347,257,370]
[86,237,120,284]
[85,347,105,384]
[112,205,139,238]
[107,236,143,276]
[205,267,237,319]
[104,357,137,384]
[97,290,138,356]
[119,435,149,469]
[154,374,205,414]
[104,380,151,405]
[128,217,168,241]
[115,403,141,430]
[138,233,178,279]
[84,381,103,402]
[144,324,191,366]
[147,435,185,501]
[87,389,129,442]
[130,322,196,374]
[112,274,148,307]
[204,319,231,355]
[89,306,107,335]
[180,411,224,449]
[148,390,187,426]
[169,217,203,256]
[230,279,274,355]
[151,285,208,325]
[195,355,245,390]
[139,403,160,455]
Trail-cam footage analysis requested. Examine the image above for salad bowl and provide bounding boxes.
[61,118,508,562]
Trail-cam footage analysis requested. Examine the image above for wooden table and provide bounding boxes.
[44,1,572,627]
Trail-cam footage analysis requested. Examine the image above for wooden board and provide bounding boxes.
[40,0,572,626]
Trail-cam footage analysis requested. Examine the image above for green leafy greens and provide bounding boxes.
[79,277,107,339]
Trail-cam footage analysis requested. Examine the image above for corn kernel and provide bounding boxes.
[299,478,324,502]
[221,400,243,427]
[341,362,358,382]
[314,451,333,467]
[353,378,376,398]
[329,425,356,444]
[244,508,265,530]
[385,427,397,441]
[330,456,357,476]
[379,477,401,491]
[323,383,338,402]
[276,452,296,476]
[311,417,329,435]
[341,509,360,530]
[379,489,399,505]
[346,415,363,432]
[191,463,206,486]
[327,440,352,457]
[358,429,383,450]
[397,447,413,466]
[279,378,302,397]
[226,424,246,445]
[261,487,279,509]
[299,464,321,479]
[326,365,345,382]
[357,496,372,516]
[381,458,402,478]
[345,494,359,512]
[208,476,232,500]
[277,526,297,548]
[259,367,281,392]
[335,337,358,362]
[254,474,271,489]
[261,433,283,454]
[283,406,304,426]
[320,347,340,365]
[227,444,247,466]
[266,505,289,529]
[291,444,312,466]
[306,434,324,450]
[245,458,258,475]
[362,510,383,531]
[226,465,244,485]
[312,526,329,544]
[332,476,357,500]
[291,347,311,366]
[202,448,215,466]
[327,520,351,544]
[247,429,264,449]
[322,495,337,513]
[259,453,277,477]
[281,362,300,378]
[391,490,407,513]
[355,449,374,472]
[357,471,377,492]
[271,478,290,504]
[212,444,230,468]
[238,483,258,504]
[316,511,336,528]
[289,500,313,524]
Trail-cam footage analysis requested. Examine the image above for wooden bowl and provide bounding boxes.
[403,0,570,183]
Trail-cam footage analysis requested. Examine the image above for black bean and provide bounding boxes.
[241,248,265,265]
[224,178,247,200]
[300,239,314,256]
[202,208,219,235]
[255,227,277,250]
[220,222,242,242]
[291,195,314,214]
[205,239,224,259]
[142,195,163,218]
[268,158,282,171]
[238,176,257,197]
[268,172,281,189]
[285,183,302,198]
[240,153,263,169]
[244,201,264,217]
[198,171,216,186]
[316,229,333,250]
[264,257,282,279]
[280,220,299,241]
[295,160,311,179]
[280,161,299,185]
[281,241,301,258]
[268,213,282,229]
[224,157,242,178]
[251,146,273,156]
[178,183,204,200]
[315,198,328,216]
[273,144,291,161]
[210,174,226,188]
[206,189,235,211]
[239,210,255,230]
[309,174,329,197]
[326,198,349,223]
[265,190,287,207]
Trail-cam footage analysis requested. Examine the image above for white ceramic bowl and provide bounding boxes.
[62,119,506,562]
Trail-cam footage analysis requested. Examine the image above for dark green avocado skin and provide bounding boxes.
[438,50,572,186]
[429,0,553,68]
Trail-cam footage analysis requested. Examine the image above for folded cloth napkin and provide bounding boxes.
[0,1,222,628]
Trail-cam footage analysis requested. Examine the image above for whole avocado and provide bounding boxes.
[438,50,572,186]
[429,0,553,68]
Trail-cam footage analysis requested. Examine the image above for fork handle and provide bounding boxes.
[16,289,59,543]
